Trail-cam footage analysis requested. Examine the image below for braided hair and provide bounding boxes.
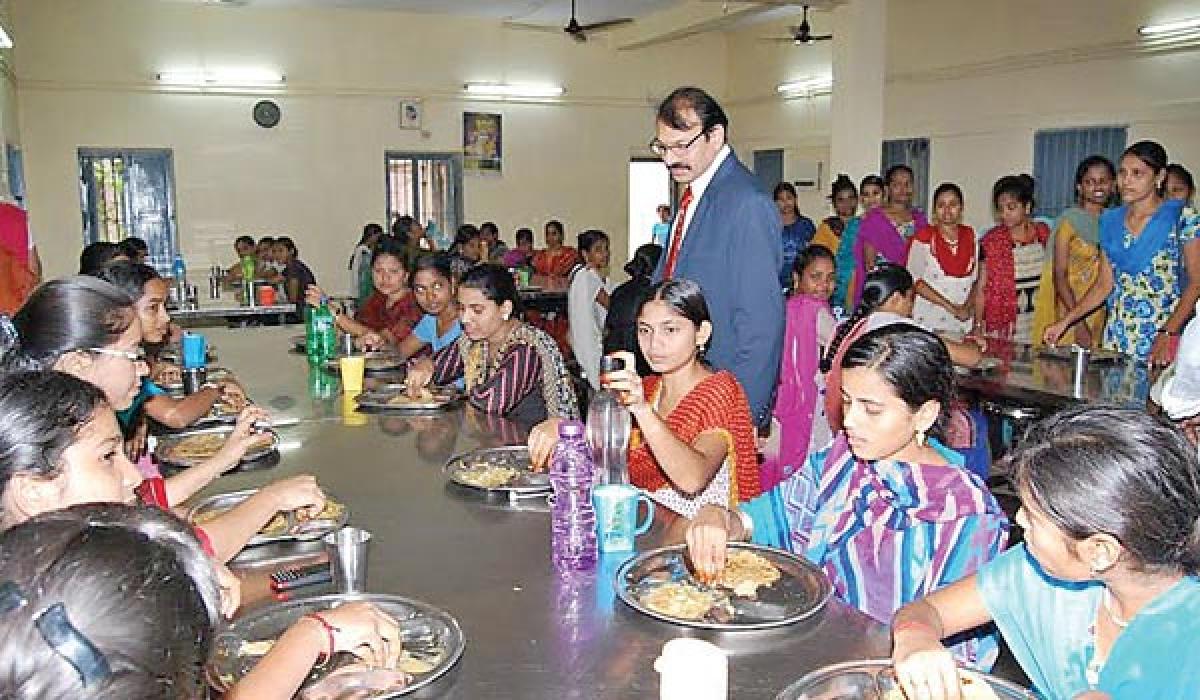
[820,263,913,373]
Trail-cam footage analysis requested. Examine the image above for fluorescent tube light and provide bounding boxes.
[776,77,833,97]
[156,69,286,87]
[464,83,564,98]
[0,25,13,49]
[1138,17,1200,36]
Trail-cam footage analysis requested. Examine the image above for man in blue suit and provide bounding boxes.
[651,86,784,427]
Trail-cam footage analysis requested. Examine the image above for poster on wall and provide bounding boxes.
[463,111,502,174]
[399,99,422,129]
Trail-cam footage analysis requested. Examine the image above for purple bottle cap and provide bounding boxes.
[557,420,585,438]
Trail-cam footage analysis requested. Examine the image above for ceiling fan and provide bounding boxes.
[506,0,634,43]
[764,5,833,45]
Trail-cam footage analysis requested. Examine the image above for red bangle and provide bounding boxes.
[304,612,336,660]
[892,618,939,638]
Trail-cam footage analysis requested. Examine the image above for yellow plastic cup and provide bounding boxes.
[341,394,367,427]
[339,356,366,394]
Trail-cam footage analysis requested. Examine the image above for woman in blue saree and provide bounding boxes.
[892,406,1200,700]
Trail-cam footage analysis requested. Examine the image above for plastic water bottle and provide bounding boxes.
[586,356,632,485]
[306,298,336,365]
[549,420,598,572]
[172,254,186,282]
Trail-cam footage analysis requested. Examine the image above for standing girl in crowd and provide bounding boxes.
[405,264,578,423]
[760,245,837,490]
[977,174,1050,343]
[1031,156,1115,348]
[688,325,1008,668]
[274,236,316,305]
[906,183,979,335]
[1166,163,1195,206]
[529,220,578,352]
[812,174,858,256]
[531,220,579,280]
[892,406,1200,699]
[1,278,325,563]
[1045,141,1200,365]
[774,182,817,290]
[567,229,613,391]
[604,243,663,377]
[833,174,885,312]
[853,165,929,306]
[306,238,422,348]
[348,222,383,303]
[530,279,762,518]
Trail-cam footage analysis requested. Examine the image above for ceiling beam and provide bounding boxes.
[612,1,777,51]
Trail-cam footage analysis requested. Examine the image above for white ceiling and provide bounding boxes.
[194,0,685,25]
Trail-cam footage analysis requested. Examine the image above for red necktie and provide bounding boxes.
[662,185,693,279]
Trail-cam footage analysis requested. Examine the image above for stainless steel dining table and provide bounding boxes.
[187,326,890,699]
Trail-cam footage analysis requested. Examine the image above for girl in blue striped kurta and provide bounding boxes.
[685,324,1008,669]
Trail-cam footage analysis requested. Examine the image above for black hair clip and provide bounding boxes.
[0,581,27,613]
[34,603,112,687]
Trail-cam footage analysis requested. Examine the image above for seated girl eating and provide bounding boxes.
[306,237,422,349]
[687,325,1008,668]
[892,405,1200,700]
[405,263,578,423]
[530,278,762,517]
[97,261,248,430]
[2,277,324,562]
[0,503,402,699]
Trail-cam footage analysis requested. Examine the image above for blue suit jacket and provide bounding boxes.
[654,151,784,425]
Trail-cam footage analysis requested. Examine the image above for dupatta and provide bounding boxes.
[760,294,829,491]
[1100,198,1186,279]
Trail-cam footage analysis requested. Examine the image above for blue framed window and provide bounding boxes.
[78,148,178,274]
[1032,127,1126,219]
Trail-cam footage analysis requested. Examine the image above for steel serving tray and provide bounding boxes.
[615,542,832,631]
[154,426,279,469]
[1038,345,1125,364]
[208,592,465,698]
[443,445,550,496]
[775,659,1034,699]
[186,489,349,547]
[355,385,461,412]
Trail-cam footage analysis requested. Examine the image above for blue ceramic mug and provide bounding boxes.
[592,483,655,552]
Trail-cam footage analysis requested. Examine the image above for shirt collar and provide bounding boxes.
[689,144,730,200]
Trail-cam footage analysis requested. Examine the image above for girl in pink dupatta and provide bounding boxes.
[761,246,837,491]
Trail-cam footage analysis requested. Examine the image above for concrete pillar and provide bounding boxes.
[830,0,887,181]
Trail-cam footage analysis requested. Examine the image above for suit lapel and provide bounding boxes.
[676,154,738,271]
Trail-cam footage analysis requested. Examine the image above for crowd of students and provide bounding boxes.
[0,136,1196,696]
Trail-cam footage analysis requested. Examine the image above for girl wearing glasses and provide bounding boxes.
[96,261,248,434]
[0,276,326,563]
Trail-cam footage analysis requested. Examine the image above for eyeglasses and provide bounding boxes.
[87,347,146,363]
[649,128,710,158]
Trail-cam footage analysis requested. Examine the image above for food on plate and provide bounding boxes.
[883,671,1001,700]
[239,639,276,657]
[165,431,273,463]
[717,549,782,597]
[456,465,520,489]
[386,388,434,405]
[296,498,346,523]
[639,582,718,621]
[365,356,402,371]
[194,506,289,537]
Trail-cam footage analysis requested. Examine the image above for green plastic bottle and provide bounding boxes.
[306,297,336,364]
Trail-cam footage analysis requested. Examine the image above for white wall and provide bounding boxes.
[13,0,729,280]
